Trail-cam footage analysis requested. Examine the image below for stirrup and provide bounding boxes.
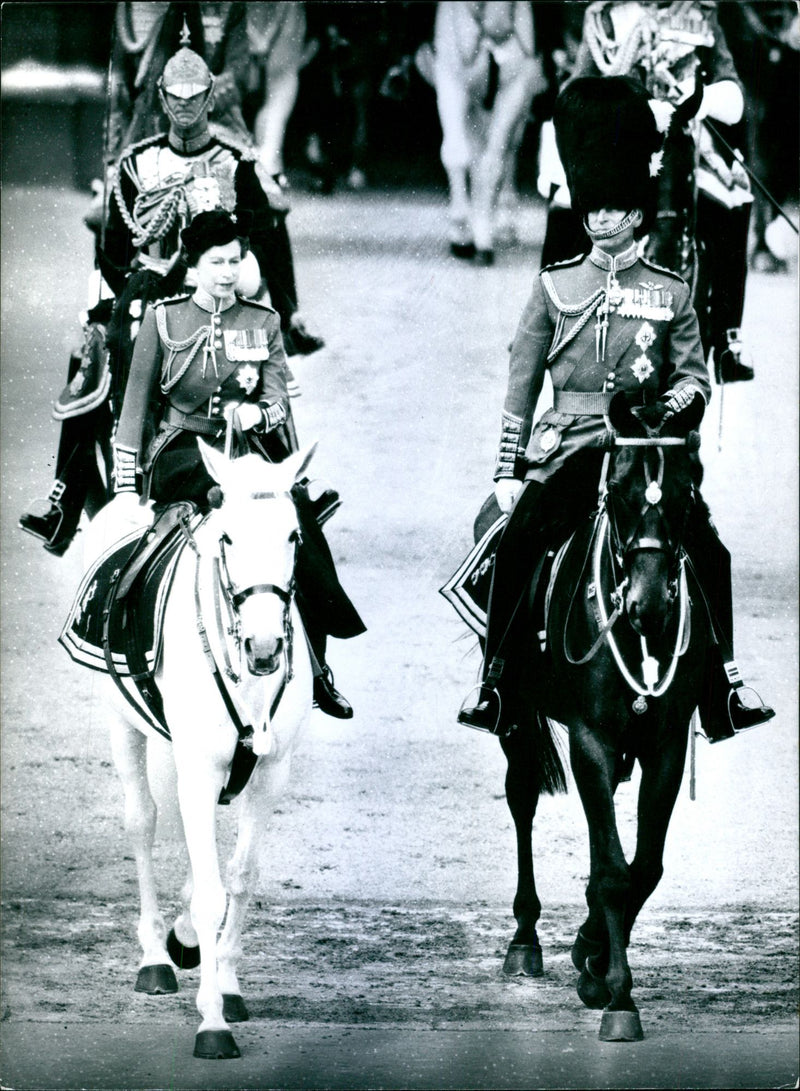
[728,686,775,734]
[457,684,504,735]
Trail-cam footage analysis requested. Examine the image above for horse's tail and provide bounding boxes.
[531,711,567,796]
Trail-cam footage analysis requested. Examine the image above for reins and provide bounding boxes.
[189,509,298,804]
[561,435,693,709]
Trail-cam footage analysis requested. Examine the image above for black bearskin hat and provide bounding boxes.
[181,210,253,265]
[554,76,663,230]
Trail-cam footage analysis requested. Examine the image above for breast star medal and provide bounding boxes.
[236,363,260,394]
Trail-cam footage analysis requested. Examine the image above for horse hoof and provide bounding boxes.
[599,1007,644,1042]
[450,241,476,260]
[222,993,250,1023]
[193,1029,241,1059]
[571,928,604,972]
[473,248,495,267]
[503,943,544,976]
[577,959,611,1010]
[167,927,200,969]
[134,963,178,994]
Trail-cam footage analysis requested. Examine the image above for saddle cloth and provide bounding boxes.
[440,514,508,639]
[59,522,190,676]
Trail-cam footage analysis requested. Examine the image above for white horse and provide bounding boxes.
[430,1,546,264]
[84,441,315,1059]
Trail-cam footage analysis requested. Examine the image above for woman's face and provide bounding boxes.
[194,240,242,298]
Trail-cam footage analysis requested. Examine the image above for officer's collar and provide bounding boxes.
[588,242,639,274]
[192,286,237,313]
[167,127,215,157]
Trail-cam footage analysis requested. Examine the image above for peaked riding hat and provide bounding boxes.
[553,76,664,231]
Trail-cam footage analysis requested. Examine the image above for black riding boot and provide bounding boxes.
[695,196,754,383]
[459,481,546,733]
[19,404,111,556]
[685,501,775,740]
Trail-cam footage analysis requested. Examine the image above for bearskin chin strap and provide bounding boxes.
[494,411,524,480]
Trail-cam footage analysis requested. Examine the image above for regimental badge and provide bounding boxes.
[540,427,558,453]
[631,354,654,383]
[236,363,260,394]
[615,283,674,321]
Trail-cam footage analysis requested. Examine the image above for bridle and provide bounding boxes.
[564,435,694,711]
[213,490,301,688]
[602,436,692,598]
[188,489,301,753]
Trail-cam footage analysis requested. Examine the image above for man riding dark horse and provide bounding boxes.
[458,75,774,742]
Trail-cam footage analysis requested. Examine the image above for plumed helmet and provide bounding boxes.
[160,44,213,98]
[181,210,253,264]
[553,76,664,231]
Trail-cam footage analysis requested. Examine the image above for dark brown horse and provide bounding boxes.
[499,392,710,1041]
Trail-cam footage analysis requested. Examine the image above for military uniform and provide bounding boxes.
[114,284,366,698]
[115,286,291,501]
[499,241,711,486]
[104,126,298,332]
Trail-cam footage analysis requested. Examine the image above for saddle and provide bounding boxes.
[60,503,201,734]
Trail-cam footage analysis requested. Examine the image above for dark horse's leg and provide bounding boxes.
[569,720,642,1038]
[623,722,690,946]
[500,728,543,976]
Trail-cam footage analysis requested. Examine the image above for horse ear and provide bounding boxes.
[282,442,318,485]
[607,393,648,438]
[197,438,226,484]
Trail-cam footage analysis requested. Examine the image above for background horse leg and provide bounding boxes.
[434,52,475,255]
[471,56,537,261]
[500,730,543,975]
[569,722,643,1041]
[108,719,177,995]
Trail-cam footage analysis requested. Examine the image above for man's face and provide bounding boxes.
[586,209,629,233]
[163,89,211,131]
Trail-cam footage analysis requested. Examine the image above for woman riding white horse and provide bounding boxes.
[113,208,365,717]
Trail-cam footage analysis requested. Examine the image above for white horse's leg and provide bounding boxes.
[108,717,177,993]
[251,3,306,176]
[434,5,477,249]
[471,55,539,255]
[216,755,294,1021]
[173,746,238,1056]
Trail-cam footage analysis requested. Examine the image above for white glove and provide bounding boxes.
[227,402,263,431]
[495,478,523,514]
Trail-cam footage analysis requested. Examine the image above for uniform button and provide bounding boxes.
[607,372,616,380]
[215,340,223,348]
